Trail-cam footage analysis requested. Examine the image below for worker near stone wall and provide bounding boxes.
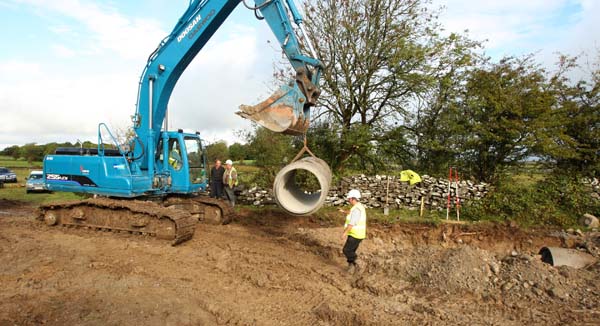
[223,159,238,207]
[210,159,225,199]
[341,189,367,274]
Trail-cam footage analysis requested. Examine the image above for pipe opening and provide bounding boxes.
[273,157,331,216]
[539,246,596,268]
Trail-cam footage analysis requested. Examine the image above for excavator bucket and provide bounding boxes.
[237,83,310,135]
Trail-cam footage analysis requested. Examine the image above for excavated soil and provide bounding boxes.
[0,203,599,325]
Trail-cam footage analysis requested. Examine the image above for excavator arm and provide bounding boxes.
[39,0,328,244]
[236,0,322,134]
[132,0,322,171]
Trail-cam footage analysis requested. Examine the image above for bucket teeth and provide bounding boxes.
[237,103,307,135]
[237,90,308,135]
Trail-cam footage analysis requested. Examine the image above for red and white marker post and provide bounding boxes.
[454,169,460,221]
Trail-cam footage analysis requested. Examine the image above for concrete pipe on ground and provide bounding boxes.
[273,157,332,216]
[539,247,597,269]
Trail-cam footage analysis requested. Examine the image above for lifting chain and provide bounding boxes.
[290,135,316,163]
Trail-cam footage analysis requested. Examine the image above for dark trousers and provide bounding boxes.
[343,236,362,264]
[210,181,223,199]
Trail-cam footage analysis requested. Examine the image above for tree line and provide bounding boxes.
[0,140,252,165]
[242,0,599,183]
[1,141,96,164]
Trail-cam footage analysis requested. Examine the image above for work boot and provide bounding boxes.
[346,263,356,275]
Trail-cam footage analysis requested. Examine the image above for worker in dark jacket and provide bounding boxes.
[210,159,225,199]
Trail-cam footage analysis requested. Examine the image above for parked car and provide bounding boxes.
[0,167,17,183]
[26,170,46,193]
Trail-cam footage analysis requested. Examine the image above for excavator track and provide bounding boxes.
[163,195,234,225]
[37,198,197,245]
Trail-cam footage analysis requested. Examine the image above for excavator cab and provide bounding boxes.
[156,131,207,194]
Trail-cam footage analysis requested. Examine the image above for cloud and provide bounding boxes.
[0,66,137,144]
[433,0,598,64]
[51,44,76,58]
[169,23,279,144]
[562,0,600,54]
[0,60,41,76]
[16,0,165,60]
[0,1,281,149]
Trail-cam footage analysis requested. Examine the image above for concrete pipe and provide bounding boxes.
[539,247,597,269]
[273,157,332,216]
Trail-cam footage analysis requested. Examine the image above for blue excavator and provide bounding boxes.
[38,0,324,244]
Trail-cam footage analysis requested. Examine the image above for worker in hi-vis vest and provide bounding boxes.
[340,189,367,274]
[222,159,238,207]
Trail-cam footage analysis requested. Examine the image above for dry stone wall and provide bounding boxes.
[585,177,600,201]
[237,174,491,210]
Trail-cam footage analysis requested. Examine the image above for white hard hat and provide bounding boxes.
[346,189,361,199]
[225,159,233,165]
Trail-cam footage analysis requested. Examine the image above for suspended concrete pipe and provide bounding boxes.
[539,247,597,269]
[273,157,332,216]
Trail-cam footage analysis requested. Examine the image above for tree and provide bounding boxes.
[44,143,60,157]
[302,0,476,172]
[245,127,294,167]
[540,54,600,177]
[242,126,295,186]
[375,125,414,169]
[205,140,229,164]
[410,33,482,176]
[459,56,557,181]
[1,145,21,160]
[228,142,249,162]
[20,143,45,163]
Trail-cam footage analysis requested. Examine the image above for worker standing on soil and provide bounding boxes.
[223,159,238,207]
[341,189,367,274]
[210,159,225,199]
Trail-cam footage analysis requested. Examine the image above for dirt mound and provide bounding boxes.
[421,246,498,295]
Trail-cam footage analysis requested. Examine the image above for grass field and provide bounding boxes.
[0,185,83,205]
[0,156,82,204]
[0,156,43,169]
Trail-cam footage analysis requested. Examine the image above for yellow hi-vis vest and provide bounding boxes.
[224,166,238,188]
[344,202,366,239]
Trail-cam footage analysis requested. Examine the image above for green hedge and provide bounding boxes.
[462,174,600,227]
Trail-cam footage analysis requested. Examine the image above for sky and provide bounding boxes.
[0,0,598,151]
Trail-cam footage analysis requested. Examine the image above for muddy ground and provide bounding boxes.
[0,199,599,325]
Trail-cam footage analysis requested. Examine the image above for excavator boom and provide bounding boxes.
[41,0,326,245]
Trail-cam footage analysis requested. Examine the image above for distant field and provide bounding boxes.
[0,185,83,205]
[0,156,43,169]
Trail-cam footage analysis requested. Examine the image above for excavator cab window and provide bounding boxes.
[184,137,205,184]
